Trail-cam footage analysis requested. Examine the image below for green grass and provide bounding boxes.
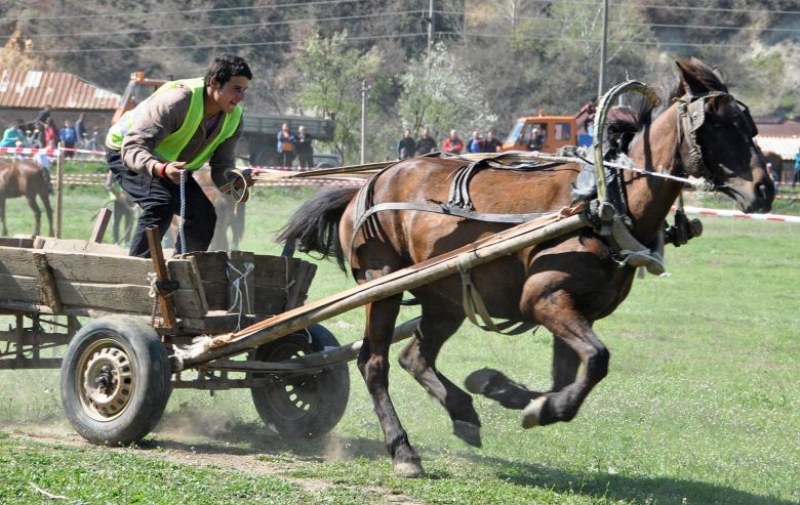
[0,184,798,504]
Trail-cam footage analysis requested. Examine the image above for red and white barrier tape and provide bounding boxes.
[677,205,800,224]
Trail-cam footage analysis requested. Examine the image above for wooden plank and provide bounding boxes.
[35,237,128,256]
[167,258,208,319]
[253,286,287,315]
[0,238,34,248]
[90,208,112,243]
[285,260,317,310]
[0,247,40,276]
[32,252,62,312]
[55,281,153,313]
[43,252,152,284]
[0,274,41,303]
[146,226,177,328]
[252,255,290,286]
[186,251,229,310]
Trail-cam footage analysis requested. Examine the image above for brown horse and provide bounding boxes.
[0,158,54,237]
[279,59,774,477]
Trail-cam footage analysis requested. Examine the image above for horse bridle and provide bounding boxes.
[675,91,758,183]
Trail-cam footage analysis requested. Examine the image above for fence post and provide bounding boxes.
[55,141,64,238]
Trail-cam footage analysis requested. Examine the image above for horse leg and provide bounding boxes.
[41,194,54,237]
[398,308,482,447]
[520,300,609,428]
[358,295,424,477]
[0,196,7,236]
[26,196,42,236]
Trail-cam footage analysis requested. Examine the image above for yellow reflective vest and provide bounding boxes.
[106,78,242,170]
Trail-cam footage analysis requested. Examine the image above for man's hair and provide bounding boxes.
[205,54,253,87]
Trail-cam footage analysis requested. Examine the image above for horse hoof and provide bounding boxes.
[464,368,503,395]
[521,396,548,429]
[453,420,482,448]
[393,460,425,478]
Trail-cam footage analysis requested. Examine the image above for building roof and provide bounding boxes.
[0,69,120,111]
[754,117,800,137]
[756,135,800,161]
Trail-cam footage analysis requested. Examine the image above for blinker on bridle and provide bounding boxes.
[675,91,758,182]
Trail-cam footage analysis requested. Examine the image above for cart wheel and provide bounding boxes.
[60,315,172,445]
[250,324,350,438]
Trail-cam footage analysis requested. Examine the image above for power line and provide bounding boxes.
[0,9,426,42]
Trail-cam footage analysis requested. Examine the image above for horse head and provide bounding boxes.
[674,58,774,213]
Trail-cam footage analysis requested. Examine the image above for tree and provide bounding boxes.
[295,31,384,164]
[397,43,497,143]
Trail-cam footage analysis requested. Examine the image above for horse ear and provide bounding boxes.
[675,58,706,96]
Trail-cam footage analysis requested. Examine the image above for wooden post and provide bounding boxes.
[146,226,177,329]
[54,141,64,238]
[90,208,112,243]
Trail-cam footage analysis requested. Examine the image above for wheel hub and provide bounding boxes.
[81,346,134,419]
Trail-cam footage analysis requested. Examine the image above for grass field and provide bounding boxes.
[0,183,798,504]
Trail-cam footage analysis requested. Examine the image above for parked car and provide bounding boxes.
[313,152,342,168]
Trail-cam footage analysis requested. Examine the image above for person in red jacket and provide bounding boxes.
[442,129,464,155]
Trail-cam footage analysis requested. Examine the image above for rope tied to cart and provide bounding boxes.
[227,261,255,331]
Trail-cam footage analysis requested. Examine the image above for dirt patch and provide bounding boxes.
[1,421,424,505]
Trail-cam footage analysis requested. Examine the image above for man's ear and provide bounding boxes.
[208,77,220,90]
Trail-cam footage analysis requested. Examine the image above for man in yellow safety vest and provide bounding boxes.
[105,54,253,257]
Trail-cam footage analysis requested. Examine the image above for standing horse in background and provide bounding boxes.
[0,159,54,236]
[279,59,774,476]
[167,169,246,250]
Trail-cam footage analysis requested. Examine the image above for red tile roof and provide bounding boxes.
[0,69,120,111]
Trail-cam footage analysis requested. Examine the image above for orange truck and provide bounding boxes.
[500,112,580,153]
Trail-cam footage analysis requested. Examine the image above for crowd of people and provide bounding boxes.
[276,122,315,168]
[396,127,504,159]
[0,109,99,155]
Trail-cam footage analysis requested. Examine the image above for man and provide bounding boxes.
[442,129,464,155]
[416,127,437,155]
[295,125,314,168]
[105,53,253,257]
[481,130,502,153]
[397,129,416,160]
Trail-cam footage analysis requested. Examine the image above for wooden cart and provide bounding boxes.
[0,234,351,443]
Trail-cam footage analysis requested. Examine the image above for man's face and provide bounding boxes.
[210,75,250,114]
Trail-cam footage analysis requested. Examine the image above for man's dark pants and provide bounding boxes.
[106,148,216,257]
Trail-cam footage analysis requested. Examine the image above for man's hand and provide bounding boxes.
[161,161,187,184]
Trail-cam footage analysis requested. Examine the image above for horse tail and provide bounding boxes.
[278,187,358,271]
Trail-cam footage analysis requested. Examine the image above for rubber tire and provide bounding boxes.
[250,324,350,438]
[60,315,172,445]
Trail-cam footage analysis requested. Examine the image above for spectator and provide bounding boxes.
[0,119,26,148]
[442,129,464,155]
[397,129,416,160]
[74,113,87,148]
[482,130,502,153]
[59,120,78,159]
[467,130,482,153]
[295,125,314,168]
[416,127,437,155]
[575,97,597,134]
[43,117,59,151]
[276,123,296,168]
[105,53,254,257]
[794,146,800,187]
[36,105,52,129]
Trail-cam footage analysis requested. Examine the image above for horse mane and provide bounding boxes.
[668,57,728,100]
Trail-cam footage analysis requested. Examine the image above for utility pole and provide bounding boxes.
[360,79,369,164]
[427,0,434,54]
[597,0,609,100]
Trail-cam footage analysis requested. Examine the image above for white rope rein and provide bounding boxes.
[179,169,187,254]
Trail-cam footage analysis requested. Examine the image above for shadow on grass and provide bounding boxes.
[145,409,792,504]
[466,452,791,505]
